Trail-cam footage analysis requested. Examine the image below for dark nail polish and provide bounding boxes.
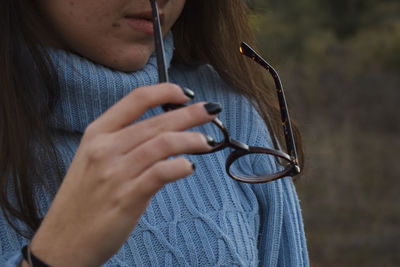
[191,162,196,171]
[182,87,195,99]
[204,102,222,115]
[205,135,216,147]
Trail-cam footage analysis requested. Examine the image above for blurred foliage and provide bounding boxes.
[249,0,400,266]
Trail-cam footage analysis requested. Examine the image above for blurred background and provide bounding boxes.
[249,0,400,266]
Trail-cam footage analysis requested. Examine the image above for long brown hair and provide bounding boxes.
[0,0,303,238]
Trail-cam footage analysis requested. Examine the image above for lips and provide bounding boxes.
[124,11,164,35]
[125,11,165,24]
[124,18,152,34]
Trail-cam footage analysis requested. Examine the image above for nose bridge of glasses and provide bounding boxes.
[228,138,249,151]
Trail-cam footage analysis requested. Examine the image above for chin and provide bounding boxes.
[96,57,149,73]
[105,46,153,73]
[77,43,153,73]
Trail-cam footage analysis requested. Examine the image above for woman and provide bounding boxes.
[0,0,308,266]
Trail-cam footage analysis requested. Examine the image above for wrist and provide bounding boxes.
[21,245,50,267]
[29,233,86,267]
[21,260,30,267]
[29,235,64,267]
[29,231,101,267]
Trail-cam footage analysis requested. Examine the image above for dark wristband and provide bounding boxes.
[22,245,51,267]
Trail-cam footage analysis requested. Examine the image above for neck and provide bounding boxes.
[48,32,174,133]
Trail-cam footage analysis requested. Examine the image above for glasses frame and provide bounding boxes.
[150,0,300,183]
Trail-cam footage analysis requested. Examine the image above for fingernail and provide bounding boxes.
[204,102,222,115]
[205,135,216,147]
[182,87,195,99]
[191,162,196,171]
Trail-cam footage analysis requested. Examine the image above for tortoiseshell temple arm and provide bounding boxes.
[150,0,178,112]
[239,42,300,175]
[150,0,169,83]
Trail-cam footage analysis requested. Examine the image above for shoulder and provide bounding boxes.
[169,63,248,111]
[170,63,249,116]
[170,63,235,94]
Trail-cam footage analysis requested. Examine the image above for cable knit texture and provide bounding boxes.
[1,33,308,266]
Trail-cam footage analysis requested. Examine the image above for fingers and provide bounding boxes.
[121,131,211,177]
[86,83,191,135]
[130,157,195,200]
[114,102,221,154]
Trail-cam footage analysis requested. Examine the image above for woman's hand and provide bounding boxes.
[28,83,219,267]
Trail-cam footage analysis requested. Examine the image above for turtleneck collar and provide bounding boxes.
[48,32,174,133]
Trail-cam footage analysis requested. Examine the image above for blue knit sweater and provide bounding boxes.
[1,34,308,266]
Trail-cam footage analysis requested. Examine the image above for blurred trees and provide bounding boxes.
[249,0,400,266]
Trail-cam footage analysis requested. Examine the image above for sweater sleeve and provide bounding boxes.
[238,99,309,266]
[0,210,28,267]
[5,253,23,267]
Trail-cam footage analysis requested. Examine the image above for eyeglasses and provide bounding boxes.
[150,0,300,183]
